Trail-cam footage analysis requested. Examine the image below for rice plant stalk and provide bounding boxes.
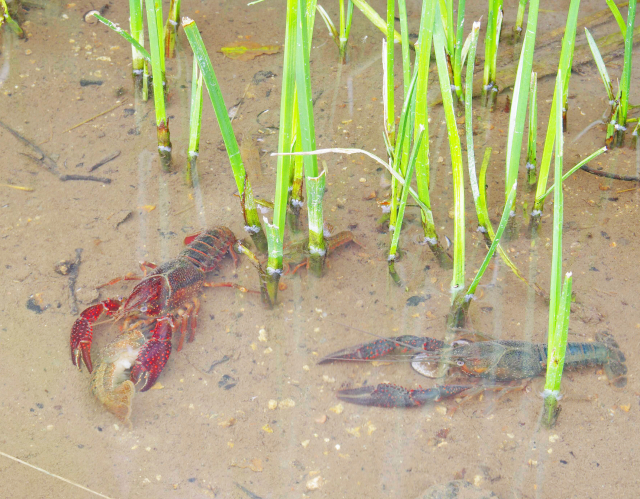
[526,72,538,186]
[434,11,465,313]
[384,0,395,146]
[452,0,467,104]
[615,0,636,146]
[351,0,402,44]
[388,0,413,235]
[503,0,539,238]
[145,0,171,170]
[338,0,354,63]
[128,0,145,97]
[465,21,482,223]
[542,272,572,428]
[388,128,425,280]
[91,12,151,63]
[294,0,325,276]
[0,0,24,38]
[316,0,353,63]
[388,64,418,238]
[542,70,570,429]
[513,0,528,41]
[164,0,181,59]
[530,0,580,229]
[182,19,267,251]
[538,147,607,202]
[476,149,543,295]
[482,0,503,107]
[605,0,627,36]
[414,0,451,268]
[584,28,615,112]
[264,0,299,305]
[186,58,203,187]
[451,180,518,323]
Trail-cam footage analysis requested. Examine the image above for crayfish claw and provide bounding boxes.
[71,318,94,372]
[130,320,173,392]
[337,384,420,408]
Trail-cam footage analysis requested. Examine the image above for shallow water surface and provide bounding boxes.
[1,1,640,498]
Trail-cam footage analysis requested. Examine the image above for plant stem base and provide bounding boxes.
[527,212,542,239]
[541,396,561,428]
[157,122,172,172]
[426,240,453,269]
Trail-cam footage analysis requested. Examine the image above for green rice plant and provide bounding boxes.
[388,127,425,281]
[526,72,538,186]
[144,0,171,170]
[384,0,395,147]
[475,149,544,296]
[186,58,203,187]
[452,0,467,104]
[606,0,627,36]
[89,11,151,100]
[128,0,146,98]
[584,27,617,143]
[414,0,451,268]
[482,0,503,107]
[433,10,465,310]
[513,0,528,41]
[262,0,300,305]
[317,0,353,63]
[182,19,267,253]
[542,70,571,429]
[542,272,572,427]
[464,21,481,223]
[449,180,518,328]
[0,0,24,38]
[386,68,420,281]
[287,0,317,233]
[615,0,636,146]
[294,0,325,276]
[163,0,181,59]
[388,0,414,239]
[502,0,539,239]
[351,0,402,44]
[537,147,607,203]
[530,0,581,230]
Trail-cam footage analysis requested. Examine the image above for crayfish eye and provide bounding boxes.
[140,304,148,313]
[456,360,465,367]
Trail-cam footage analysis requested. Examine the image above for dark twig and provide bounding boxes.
[581,165,640,182]
[88,150,120,172]
[0,119,59,175]
[68,248,83,315]
[59,175,112,184]
[235,482,264,499]
[0,120,113,184]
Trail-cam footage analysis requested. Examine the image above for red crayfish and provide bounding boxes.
[70,226,243,392]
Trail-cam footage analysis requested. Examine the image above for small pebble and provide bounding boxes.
[258,328,268,342]
[346,427,361,437]
[329,403,344,414]
[359,177,367,183]
[268,399,278,410]
[315,414,327,424]
[306,475,322,491]
[548,434,559,443]
[279,398,296,409]
[301,440,310,448]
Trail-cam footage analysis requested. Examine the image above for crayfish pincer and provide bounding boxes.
[70,226,241,391]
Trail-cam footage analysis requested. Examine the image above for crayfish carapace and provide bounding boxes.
[319,330,627,408]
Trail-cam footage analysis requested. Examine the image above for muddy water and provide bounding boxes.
[1,1,639,498]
